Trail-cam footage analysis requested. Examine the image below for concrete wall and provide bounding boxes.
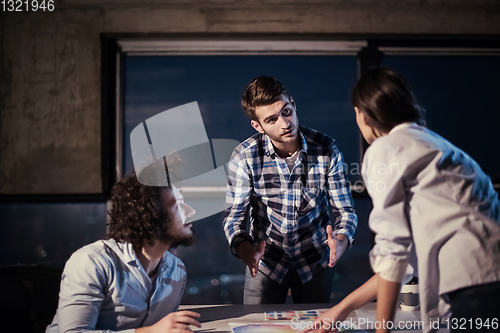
[1,0,499,194]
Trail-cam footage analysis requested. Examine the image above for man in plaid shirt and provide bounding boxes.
[223,76,358,304]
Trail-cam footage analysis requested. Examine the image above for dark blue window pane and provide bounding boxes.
[123,55,360,180]
[122,55,366,304]
[383,56,500,181]
[0,203,107,269]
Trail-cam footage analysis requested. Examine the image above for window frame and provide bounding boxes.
[107,34,500,200]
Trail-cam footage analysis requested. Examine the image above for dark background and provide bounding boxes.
[1,53,499,304]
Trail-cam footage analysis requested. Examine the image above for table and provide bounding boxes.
[180,303,450,332]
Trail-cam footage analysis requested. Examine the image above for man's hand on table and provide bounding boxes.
[238,240,266,277]
[136,310,201,333]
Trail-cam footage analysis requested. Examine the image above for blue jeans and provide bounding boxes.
[243,266,334,304]
[448,281,500,332]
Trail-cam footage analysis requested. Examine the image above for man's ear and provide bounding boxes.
[251,119,264,133]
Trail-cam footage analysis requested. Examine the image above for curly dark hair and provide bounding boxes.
[107,173,171,250]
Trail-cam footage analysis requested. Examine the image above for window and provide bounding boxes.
[119,40,366,303]
[383,55,500,181]
[2,37,498,306]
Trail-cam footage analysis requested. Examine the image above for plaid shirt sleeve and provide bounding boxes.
[327,142,358,246]
[223,147,254,257]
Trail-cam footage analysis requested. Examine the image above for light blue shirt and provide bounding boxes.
[46,240,187,333]
[363,123,500,332]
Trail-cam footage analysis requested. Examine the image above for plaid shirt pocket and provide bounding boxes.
[298,187,322,215]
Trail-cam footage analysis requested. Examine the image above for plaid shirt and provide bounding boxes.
[223,126,357,284]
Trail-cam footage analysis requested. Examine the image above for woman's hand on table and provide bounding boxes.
[299,305,350,333]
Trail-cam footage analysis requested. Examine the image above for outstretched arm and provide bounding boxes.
[300,274,378,333]
[375,276,401,333]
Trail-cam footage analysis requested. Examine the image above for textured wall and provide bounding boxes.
[1,9,102,194]
[1,0,499,194]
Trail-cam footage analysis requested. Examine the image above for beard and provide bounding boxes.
[167,226,195,248]
[265,126,299,144]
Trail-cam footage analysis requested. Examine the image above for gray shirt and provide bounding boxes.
[46,240,187,333]
[362,123,500,332]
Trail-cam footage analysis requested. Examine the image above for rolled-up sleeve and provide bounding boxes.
[363,144,413,283]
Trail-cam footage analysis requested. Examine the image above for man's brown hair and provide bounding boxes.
[241,76,290,121]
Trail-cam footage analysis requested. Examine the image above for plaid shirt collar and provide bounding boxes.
[263,126,309,159]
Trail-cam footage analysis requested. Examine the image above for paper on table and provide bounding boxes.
[265,310,325,320]
[354,308,420,329]
[229,322,298,332]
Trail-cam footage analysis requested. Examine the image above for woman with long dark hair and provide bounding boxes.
[302,67,500,333]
